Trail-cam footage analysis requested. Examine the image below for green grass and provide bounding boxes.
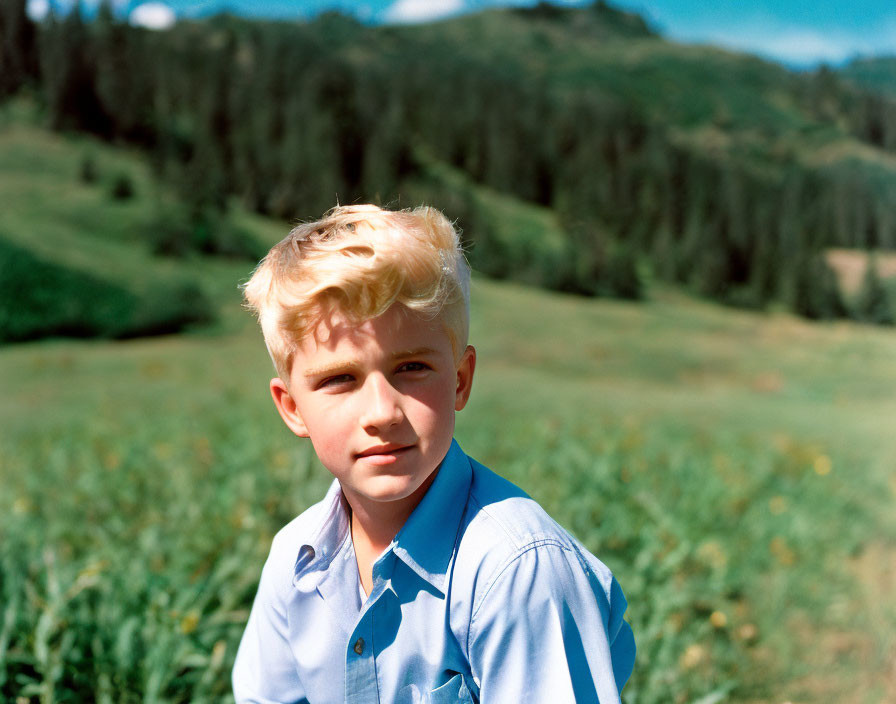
[2,117,895,702]
[2,277,895,702]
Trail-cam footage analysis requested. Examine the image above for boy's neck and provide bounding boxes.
[345,467,440,590]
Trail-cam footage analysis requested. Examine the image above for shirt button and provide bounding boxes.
[353,637,364,655]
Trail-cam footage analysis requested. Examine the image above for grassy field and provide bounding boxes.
[2,118,895,703]
[3,279,895,703]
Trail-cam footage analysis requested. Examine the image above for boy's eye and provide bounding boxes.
[397,361,429,373]
[319,374,353,389]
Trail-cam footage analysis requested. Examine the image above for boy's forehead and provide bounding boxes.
[302,304,448,353]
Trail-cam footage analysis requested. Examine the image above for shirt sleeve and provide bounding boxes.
[467,541,635,704]
[232,544,308,704]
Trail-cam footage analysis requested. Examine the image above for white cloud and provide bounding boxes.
[710,28,861,65]
[26,0,49,21]
[681,15,896,67]
[383,0,465,25]
[129,2,176,30]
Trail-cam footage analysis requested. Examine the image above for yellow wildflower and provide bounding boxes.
[813,455,832,476]
[768,496,788,515]
[180,610,200,635]
[679,644,708,669]
[770,537,795,566]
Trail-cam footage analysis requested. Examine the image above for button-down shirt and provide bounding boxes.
[233,439,635,703]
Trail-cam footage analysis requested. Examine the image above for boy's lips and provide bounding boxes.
[355,443,415,460]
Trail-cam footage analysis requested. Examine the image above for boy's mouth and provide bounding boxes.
[355,443,414,460]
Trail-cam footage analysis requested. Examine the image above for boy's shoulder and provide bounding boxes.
[452,453,635,697]
[454,456,616,604]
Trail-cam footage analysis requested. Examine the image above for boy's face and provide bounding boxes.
[270,304,475,514]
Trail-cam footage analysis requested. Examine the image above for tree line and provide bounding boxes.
[1,0,894,322]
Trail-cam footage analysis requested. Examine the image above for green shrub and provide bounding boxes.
[110,172,135,200]
[79,154,98,184]
[0,237,215,342]
[602,242,643,300]
[791,253,847,320]
[852,255,894,325]
[126,279,216,338]
[145,208,265,261]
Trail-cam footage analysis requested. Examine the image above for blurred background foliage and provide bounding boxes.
[3,0,896,335]
[1,0,895,702]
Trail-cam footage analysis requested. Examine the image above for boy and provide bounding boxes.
[234,204,635,703]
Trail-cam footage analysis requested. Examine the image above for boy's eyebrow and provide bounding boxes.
[302,347,441,379]
[392,346,440,360]
[302,362,354,379]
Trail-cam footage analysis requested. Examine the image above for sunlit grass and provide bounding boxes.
[3,275,895,702]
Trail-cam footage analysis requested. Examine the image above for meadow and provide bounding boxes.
[3,274,895,703]
[2,117,895,703]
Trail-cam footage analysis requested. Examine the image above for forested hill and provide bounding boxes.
[841,57,896,98]
[2,0,896,325]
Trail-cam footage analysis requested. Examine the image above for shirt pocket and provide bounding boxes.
[428,673,475,703]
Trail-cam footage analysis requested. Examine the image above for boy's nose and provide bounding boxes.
[359,374,404,431]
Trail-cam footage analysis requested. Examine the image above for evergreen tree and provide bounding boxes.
[744,187,778,308]
[792,253,846,321]
[93,0,154,143]
[39,1,111,135]
[0,0,38,96]
[853,254,894,325]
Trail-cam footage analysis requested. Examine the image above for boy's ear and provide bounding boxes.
[270,377,310,438]
[454,345,476,412]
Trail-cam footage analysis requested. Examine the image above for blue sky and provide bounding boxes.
[30,0,896,67]
[626,0,896,66]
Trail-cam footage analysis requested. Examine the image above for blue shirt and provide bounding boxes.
[233,440,635,703]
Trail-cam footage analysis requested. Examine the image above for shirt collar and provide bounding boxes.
[292,479,351,589]
[390,438,472,595]
[292,439,473,595]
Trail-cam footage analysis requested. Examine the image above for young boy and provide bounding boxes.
[234,204,635,703]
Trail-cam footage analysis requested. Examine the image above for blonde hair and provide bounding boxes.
[242,204,471,380]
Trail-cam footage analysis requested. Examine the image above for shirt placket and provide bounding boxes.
[344,552,399,704]
[345,611,378,704]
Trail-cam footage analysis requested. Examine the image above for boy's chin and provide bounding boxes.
[347,471,437,505]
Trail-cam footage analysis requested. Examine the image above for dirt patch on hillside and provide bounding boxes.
[826,249,896,295]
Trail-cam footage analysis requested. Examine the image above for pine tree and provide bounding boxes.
[853,254,894,325]
[792,253,846,321]
[40,1,111,135]
[93,0,153,143]
[0,0,38,96]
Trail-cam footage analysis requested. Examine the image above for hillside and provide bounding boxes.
[2,1,896,336]
[0,100,599,336]
[840,56,896,98]
[0,103,284,340]
[392,5,896,181]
